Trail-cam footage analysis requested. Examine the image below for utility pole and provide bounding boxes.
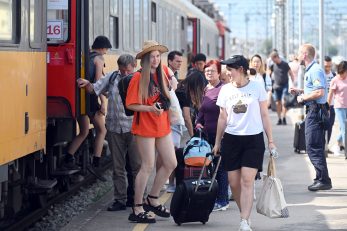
[298,0,305,120]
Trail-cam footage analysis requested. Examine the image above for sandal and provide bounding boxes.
[143,195,170,218]
[128,203,156,223]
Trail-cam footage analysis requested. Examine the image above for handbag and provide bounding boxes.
[284,94,300,108]
[256,156,289,218]
[168,88,185,126]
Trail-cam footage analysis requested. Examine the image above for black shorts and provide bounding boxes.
[221,132,265,172]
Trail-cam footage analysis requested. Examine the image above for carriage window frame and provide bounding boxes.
[151,2,156,23]
[0,0,20,45]
[109,0,119,49]
[29,0,43,48]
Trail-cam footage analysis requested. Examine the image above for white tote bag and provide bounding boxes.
[168,89,185,125]
[256,156,289,218]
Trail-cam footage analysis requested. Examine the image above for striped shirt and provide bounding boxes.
[93,71,133,133]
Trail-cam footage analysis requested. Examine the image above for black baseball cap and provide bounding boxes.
[221,55,249,70]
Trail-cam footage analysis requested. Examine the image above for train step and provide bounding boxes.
[51,168,80,176]
[27,178,57,192]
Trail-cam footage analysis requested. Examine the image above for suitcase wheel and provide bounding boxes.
[201,221,206,225]
[177,223,181,226]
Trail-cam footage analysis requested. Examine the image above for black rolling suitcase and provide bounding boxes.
[170,154,220,226]
[294,120,306,153]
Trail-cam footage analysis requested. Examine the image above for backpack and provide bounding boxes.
[118,71,139,116]
[183,135,212,167]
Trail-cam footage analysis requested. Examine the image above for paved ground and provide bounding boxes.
[62,109,347,231]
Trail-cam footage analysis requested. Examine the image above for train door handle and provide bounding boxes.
[25,112,29,134]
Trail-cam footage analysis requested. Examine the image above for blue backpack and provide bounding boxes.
[183,136,212,167]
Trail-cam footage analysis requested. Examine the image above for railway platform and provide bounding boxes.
[61,110,347,231]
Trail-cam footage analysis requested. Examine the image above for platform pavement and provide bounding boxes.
[62,109,347,231]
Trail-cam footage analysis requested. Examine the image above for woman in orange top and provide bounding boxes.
[126,40,177,223]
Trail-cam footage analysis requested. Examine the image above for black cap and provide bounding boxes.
[193,53,207,62]
[92,36,112,49]
[221,55,249,70]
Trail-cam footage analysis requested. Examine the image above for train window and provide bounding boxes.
[151,2,156,23]
[143,0,149,41]
[29,0,43,48]
[110,16,119,49]
[47,0,69,44]
[181,16,184,30]
[123,1,130,50]
[133,0,141,51]
[0,0,19,44]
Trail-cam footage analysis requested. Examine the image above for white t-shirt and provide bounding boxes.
[250,73,265,85]
[216,80,267,135]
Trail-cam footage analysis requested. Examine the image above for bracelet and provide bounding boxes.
[268,141,274,143]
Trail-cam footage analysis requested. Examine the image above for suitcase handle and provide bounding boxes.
[194,153,221,192]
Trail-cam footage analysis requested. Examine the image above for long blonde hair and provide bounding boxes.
[139,53,170,102]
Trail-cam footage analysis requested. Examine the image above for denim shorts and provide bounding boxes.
[273,85,289,101]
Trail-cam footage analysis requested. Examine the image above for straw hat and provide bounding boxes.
[136,40,168,59]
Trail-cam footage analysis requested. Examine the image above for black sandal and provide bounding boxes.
[143,195,170,218]
[128,203,156,223]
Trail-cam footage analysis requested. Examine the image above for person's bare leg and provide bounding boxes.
[228,170,241,211]
[67,115,90,155]
[239,167,258,220]
[133,136,155,214]
[276,100,282,120]
[147,133,177,206]
[91,112,107,157]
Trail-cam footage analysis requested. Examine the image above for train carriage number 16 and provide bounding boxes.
[47,20,63,40]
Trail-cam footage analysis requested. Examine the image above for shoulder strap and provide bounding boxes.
[109,70,119,85]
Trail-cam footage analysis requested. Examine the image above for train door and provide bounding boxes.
[187,18,201,56]
[46,0,89,146]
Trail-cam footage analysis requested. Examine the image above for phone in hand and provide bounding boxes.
[155,102,162,109]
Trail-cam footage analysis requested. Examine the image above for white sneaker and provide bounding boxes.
[166,184,176,193]
[239,219,252,231]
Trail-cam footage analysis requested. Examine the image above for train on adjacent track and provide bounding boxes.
[0,0,229,228]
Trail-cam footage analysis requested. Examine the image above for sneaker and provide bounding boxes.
[107,200,126,211]
[276,118,282,125]
[282,117,287,125]
[212,202,229,212]
[166,184,176,193]
[239,219,252,231]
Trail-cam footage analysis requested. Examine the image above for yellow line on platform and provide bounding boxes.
[132,192,172,231]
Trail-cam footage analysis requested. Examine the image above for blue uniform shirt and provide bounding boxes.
[304,61,327,104]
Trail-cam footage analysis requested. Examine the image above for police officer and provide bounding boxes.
[289,44,332,191]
